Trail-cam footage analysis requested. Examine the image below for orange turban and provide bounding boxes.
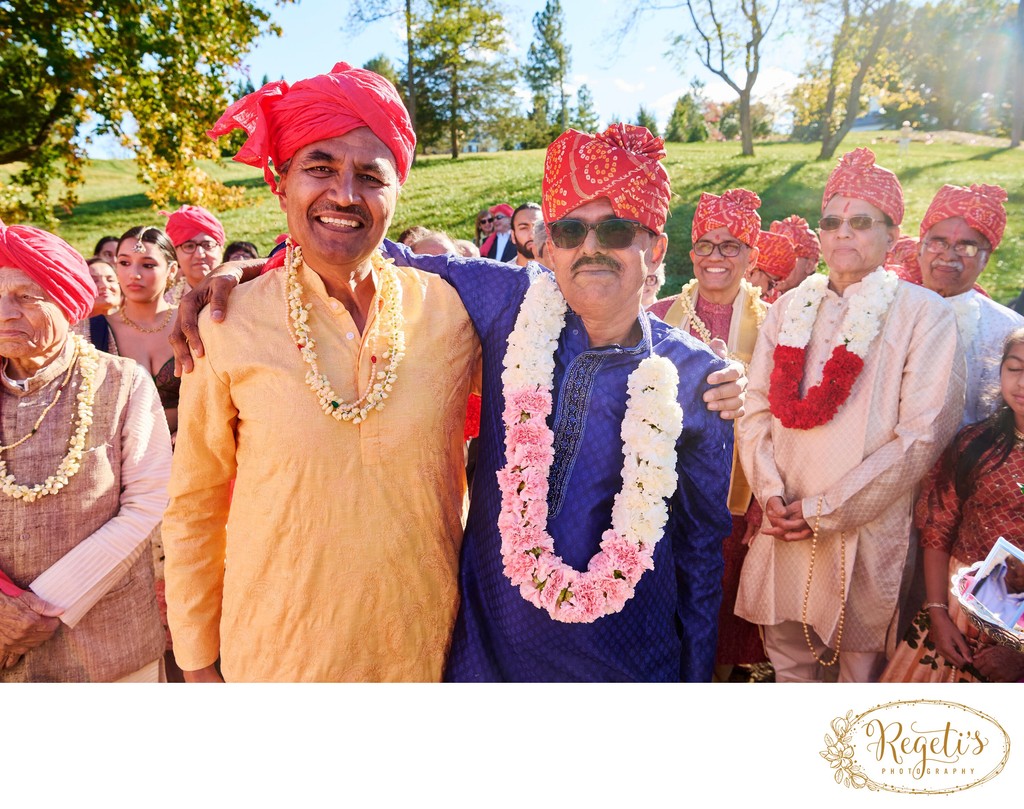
[161,205,226,246]
[823,147,903,225]
[770,215,820,262]
[208,61,416,194]
[919,183,1007,250]
[0,219,95,324]
[542,124,670,234]
[691,189,761,246]
[755,231,795,280]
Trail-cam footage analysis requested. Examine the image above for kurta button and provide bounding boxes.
[346,332,354,340]
[573,329,579,335]
[330,301,340,310]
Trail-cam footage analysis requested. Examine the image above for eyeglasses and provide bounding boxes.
[922,237,985,258]
[818,215,887,232]
[178,240,221,254]
[478,217,494,225]
[548,218,654,250]
[493,214,508,221]
[693,239,744,258]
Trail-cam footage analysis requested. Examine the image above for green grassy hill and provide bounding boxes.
[15,132,1024,302]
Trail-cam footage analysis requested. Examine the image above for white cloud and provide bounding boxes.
[614,78,645,93]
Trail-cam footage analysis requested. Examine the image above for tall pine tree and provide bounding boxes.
[525,0,572,133]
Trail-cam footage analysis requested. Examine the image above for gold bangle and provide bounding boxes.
[923,602,948,611]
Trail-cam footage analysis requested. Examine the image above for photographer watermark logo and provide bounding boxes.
[821,700,1010,794]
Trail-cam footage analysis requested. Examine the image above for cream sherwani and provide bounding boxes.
[948,289,1024,426]
[736,273,966,654]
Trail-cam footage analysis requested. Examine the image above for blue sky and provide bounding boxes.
[89,0,807,157]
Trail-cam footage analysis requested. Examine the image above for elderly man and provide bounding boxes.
[770,215,820,295]
[162,63,481,682]
[648,189,769,673]
[0,220,170,681]
[735,148,966,683]
[380,126,734,682]
[162,204,226,290]
[917,183,1024,425]
[174,122,745,682]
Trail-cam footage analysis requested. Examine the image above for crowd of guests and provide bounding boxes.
[0,60,1022,684]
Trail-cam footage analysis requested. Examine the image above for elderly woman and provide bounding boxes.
[0,220,171,682]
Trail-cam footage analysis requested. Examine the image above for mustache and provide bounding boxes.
[570,254,620,273]
[310,204,369,222]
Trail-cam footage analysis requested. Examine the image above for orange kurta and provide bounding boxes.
[163,260,480,681]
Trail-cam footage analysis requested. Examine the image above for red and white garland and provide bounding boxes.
[769,268,899,429]
[496,273,683,623]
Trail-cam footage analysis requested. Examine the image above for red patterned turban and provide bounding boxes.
[920,183,1008,250]
[770,215,820,263]
[0,219,95,324]
[691,189,762,246]
[542,123,670,234]
[208,61,416,194]
[755,230,796,280]
[823,147,904,225]
[161,205,226,246]
[886,236,922,284]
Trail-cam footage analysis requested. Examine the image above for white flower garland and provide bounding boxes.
[285,242,406,424]
[949,291,981,350]
[497,273,684,623]
[778,268,899,358]
[0,334,99,503]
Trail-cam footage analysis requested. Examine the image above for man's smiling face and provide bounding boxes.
[278,128,399,275]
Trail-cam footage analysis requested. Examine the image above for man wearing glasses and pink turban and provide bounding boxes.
[735,148,966,682]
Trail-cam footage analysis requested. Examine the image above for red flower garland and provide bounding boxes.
[768,344,865,429]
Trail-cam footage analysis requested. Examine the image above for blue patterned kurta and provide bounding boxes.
[384,241,733,681]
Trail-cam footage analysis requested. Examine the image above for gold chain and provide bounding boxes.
[119,307,174,334]
[0,341,80,453]
[676,279,766,360]
[801,495,846,667]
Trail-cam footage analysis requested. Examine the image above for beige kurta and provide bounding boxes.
[735,273,966,652]
[163,260,480,682]
[663,280,766,514]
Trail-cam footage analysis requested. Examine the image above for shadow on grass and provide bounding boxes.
[64,192,153,221]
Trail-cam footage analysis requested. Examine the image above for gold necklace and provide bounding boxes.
[119,307,174,334]
[0,342,80,453]
[676,279,766,363]
[1015,427,1024,443]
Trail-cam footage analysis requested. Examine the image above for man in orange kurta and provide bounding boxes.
[162,63,480,681]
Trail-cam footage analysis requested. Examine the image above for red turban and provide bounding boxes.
[823,147,904,225]
[161,205,226,247]
[919,183,1007,250]
[490,203,514,218]
[755,231,795,280]
[0,220,95,324]
[542,124,670,234]
[886,236,922,284]
[770,215,820,262]
[208,61,416,194]
[691,189,762,246]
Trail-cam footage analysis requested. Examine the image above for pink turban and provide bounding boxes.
[920,183,1008,250]
[490,203,514,218]
[161,205,226,247]
[0,220,95,324]
[691,189,762,246]
[208,61,417,194]
[755,230,796,280]
[542,124,671,234]
[770,215,820,262]
[823,147,904,225]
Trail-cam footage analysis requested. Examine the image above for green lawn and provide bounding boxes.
[13,131,1024,302]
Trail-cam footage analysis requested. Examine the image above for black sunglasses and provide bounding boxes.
[548,218,654,250]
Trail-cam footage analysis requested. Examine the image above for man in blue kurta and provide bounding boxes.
[383,125,733,681]
[171,122,736,682]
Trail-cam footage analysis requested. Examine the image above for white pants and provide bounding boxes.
[764,622,886,683]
